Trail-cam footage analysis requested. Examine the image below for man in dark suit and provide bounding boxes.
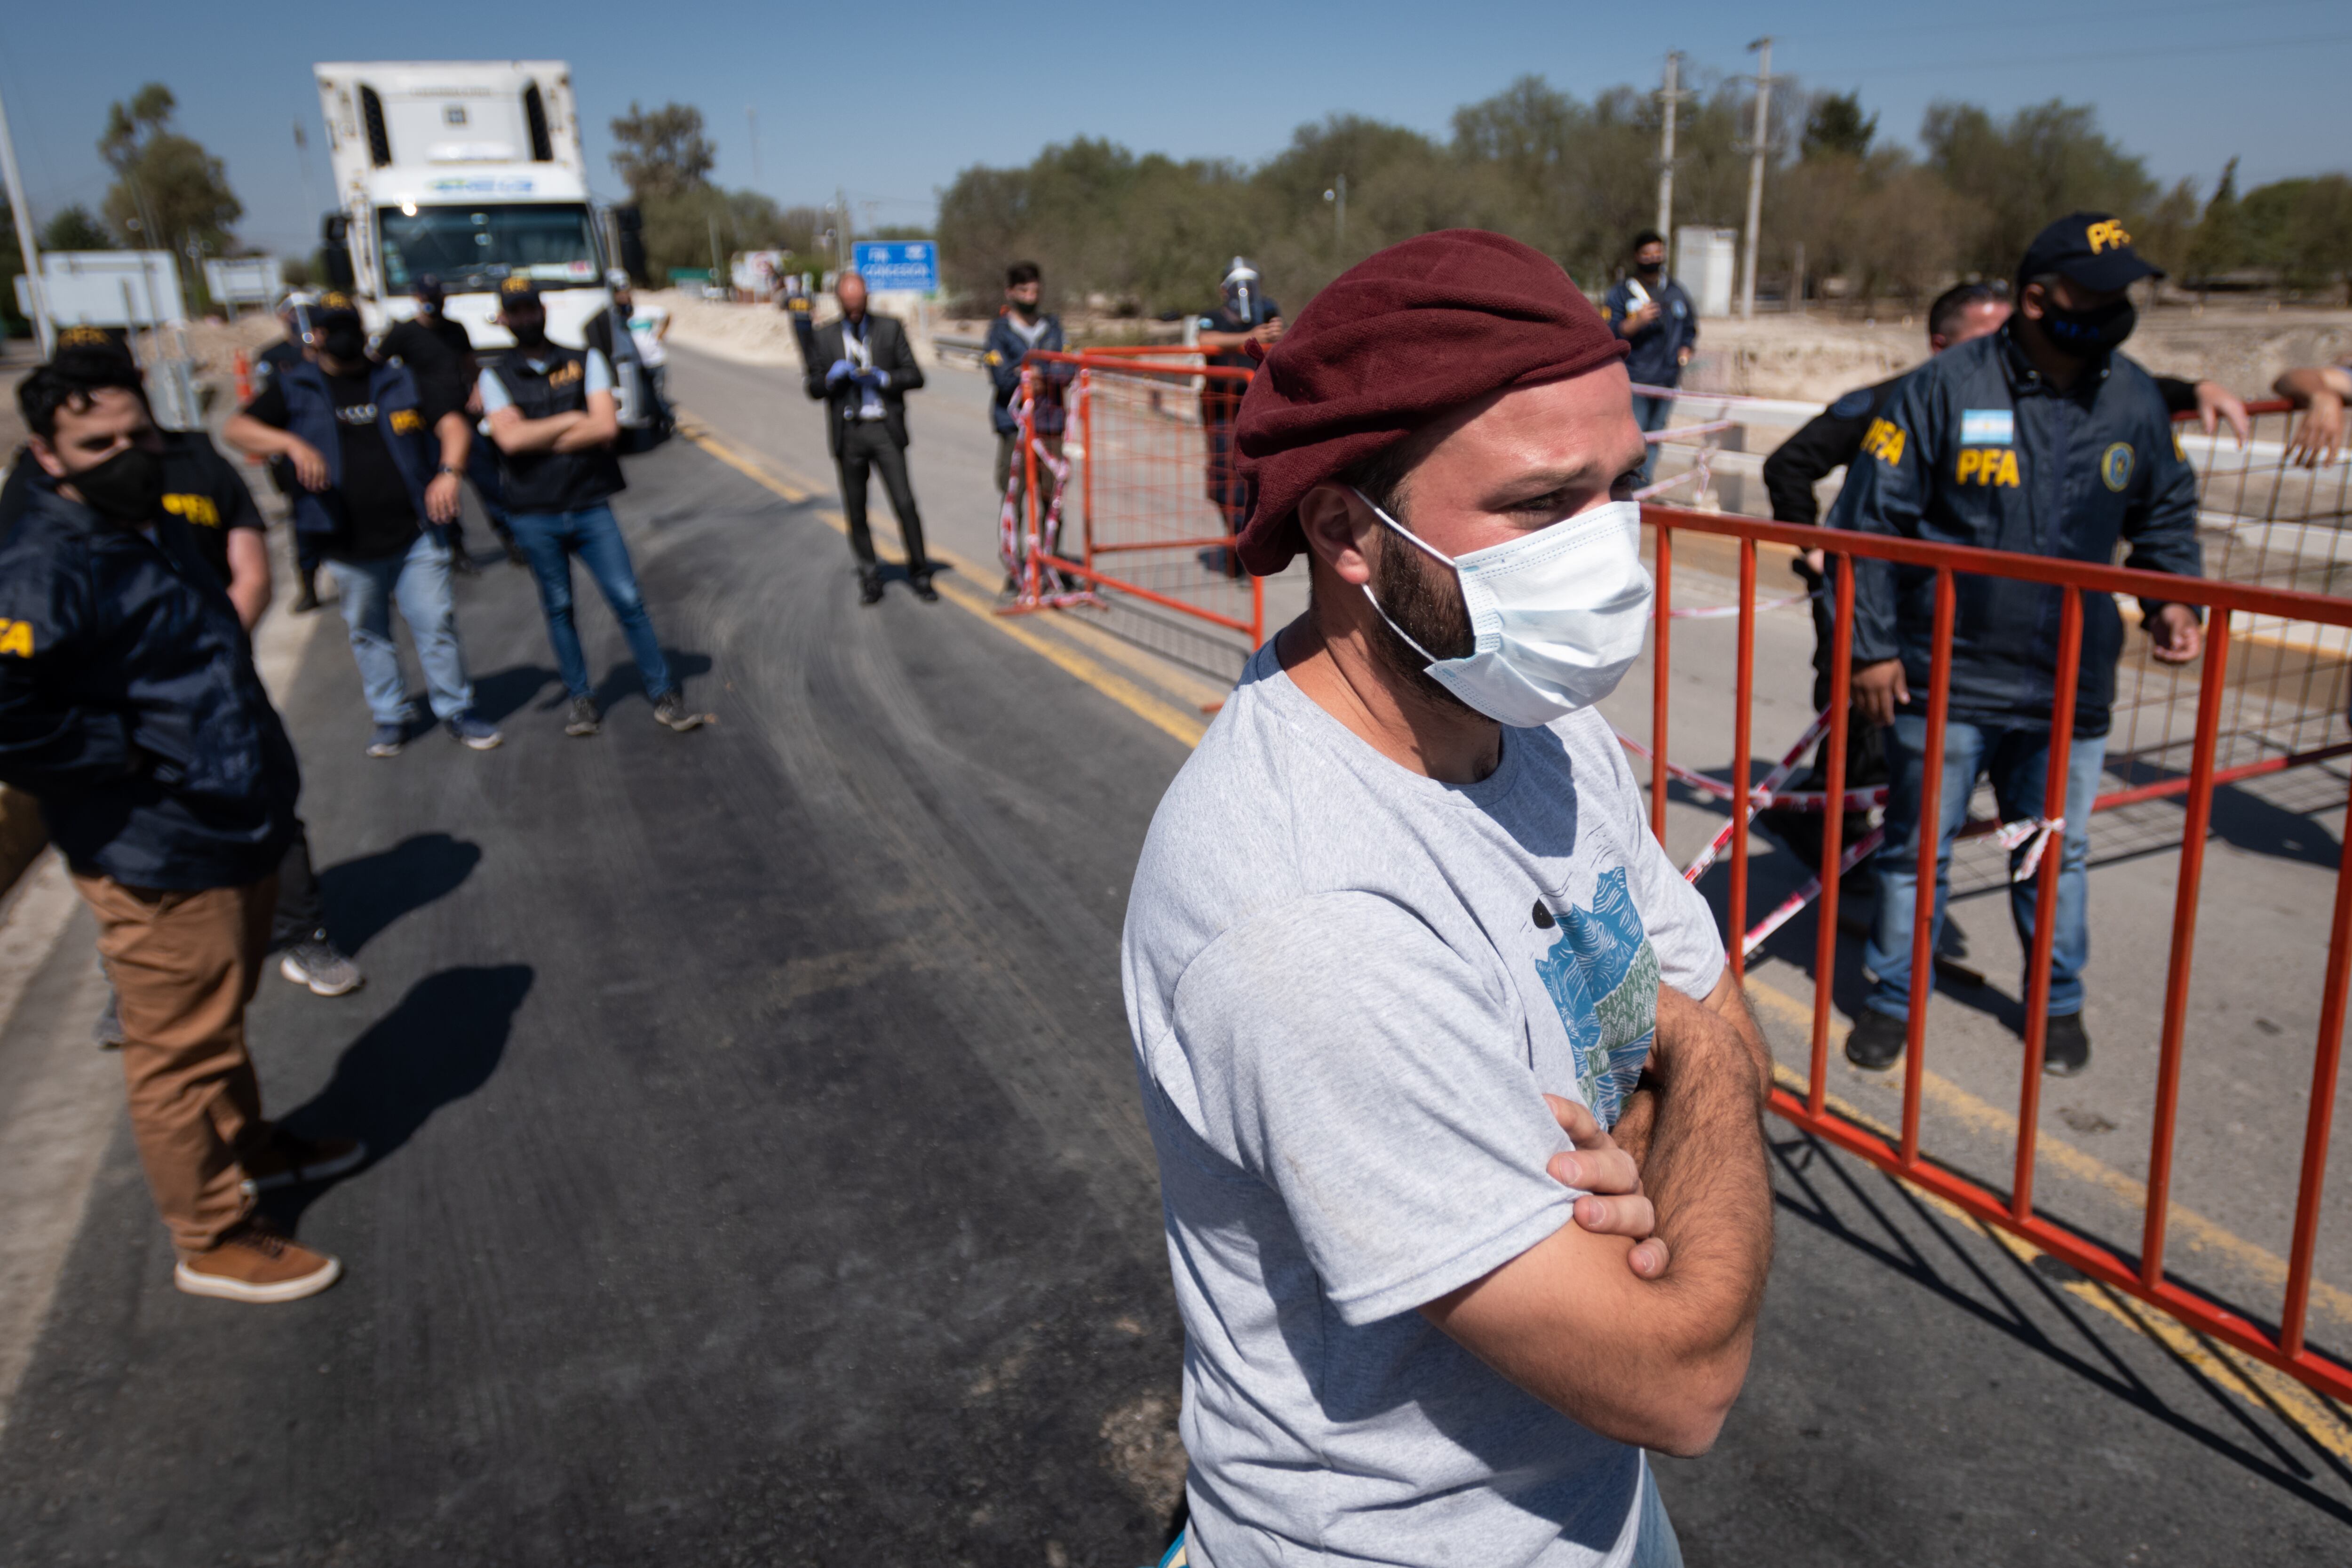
[803,272,934,604]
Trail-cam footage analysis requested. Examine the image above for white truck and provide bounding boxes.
[312,60,639,350]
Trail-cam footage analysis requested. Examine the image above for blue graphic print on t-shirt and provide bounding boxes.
[1532,867,1662,1126]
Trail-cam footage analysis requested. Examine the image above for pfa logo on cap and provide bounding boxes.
[500,276,537,296]
[2086,220,2132,255]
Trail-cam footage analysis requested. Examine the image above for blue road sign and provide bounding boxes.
[850,241,939,294]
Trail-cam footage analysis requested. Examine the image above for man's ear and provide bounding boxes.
[26,436,67,481]
[1297,483,1377,588]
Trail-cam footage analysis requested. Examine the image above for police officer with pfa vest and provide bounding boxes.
[226,292,501,758]
[0,351,363,1303]
[1830,213,2204,1078]
[480,276,705,736]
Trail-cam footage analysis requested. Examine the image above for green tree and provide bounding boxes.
[40,205,114,252]
[98,82,242,292]
[2186,157,2242,282]
[1802,93,1875,161]
[609,102,716,201]
[1921,98,2156,278]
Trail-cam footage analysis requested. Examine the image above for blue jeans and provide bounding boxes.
[1632,392,1676,483]
[1867,714,2106,1020]
[508,504,672,701]
[324,531,473,725]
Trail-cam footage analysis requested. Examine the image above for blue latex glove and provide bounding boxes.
[826,358,856,385]
[856,366,887,389]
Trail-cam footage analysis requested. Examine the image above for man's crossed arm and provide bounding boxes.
[1423,970,1773,1457]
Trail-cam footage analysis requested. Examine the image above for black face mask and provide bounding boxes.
[2036,295,2136,358]
[1636,260,1664,276]
[320,324,367,361]
[508,317,549,349]
[69,443,166,523]
[1012,299,1039,320]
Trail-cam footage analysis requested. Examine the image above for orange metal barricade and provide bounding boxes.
[1642,461,2352,1402]
[997,349,1264,655]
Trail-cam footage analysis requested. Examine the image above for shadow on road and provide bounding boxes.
[1768,1130,2352,1526]
[470,651,715,721]
[264,964,532,1227]
[318,833,483,955]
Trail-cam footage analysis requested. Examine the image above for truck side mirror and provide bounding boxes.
[616,205,643,234]
[319,212,354,291]
[620,231,648,283]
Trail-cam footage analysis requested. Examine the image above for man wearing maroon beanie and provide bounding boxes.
[1121,231,1772,1568]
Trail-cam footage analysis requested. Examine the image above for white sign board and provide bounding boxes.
[24,251,188,326]
[1676,227,1737,319]
[204,256,281,306]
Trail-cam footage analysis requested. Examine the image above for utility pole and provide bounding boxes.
[747,107,761,186]
[1324,173,1347,249]
[1739,37,1774,319]
[0,76,50,354]
[1655,52,1685,249]
[837,184,853,273]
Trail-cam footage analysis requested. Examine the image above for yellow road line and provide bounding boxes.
[675,406,2349,1430]
[1747,976,2352,1330]
[1763,1054,2352,1456]
[675,416,1206,748]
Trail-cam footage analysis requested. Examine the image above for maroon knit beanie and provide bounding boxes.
[1233,230,1627,575]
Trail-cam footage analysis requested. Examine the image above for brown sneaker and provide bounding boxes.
[175,1220,342,1304]
[239,1129,368,1194]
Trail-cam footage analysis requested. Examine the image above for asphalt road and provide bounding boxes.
[0,343,2345,1564]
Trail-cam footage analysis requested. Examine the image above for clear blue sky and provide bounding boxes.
[2,0,2344,259]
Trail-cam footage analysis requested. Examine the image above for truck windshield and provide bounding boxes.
[377,204,599,293]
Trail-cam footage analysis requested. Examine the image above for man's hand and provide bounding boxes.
[1627,300,1662,332]
[424,472,461,525]
[2286,391,2345,470]
[1852,658,1908,727]
[285,436,330,493]
[1545,1094,1667,1280]
[2147,602,2203,664]
[1253,317,1287,347]
[1677,346,1693,367]
[2193,381,2249,448]
[825,358,856,385]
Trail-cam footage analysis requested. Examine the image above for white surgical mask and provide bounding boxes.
[1355,489,1654,728]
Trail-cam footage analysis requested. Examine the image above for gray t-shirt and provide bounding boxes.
[1121,641,1726,1568]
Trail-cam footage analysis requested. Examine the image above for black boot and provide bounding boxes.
[291,569,320,614]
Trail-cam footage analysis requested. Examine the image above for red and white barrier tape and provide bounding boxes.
[1990,816,2063,882]
[1741,825,1886,959]
[1614,726,1887,814]
[998,388,1097,611]
[1681,710,1832,883]
[1660,591,1812,621]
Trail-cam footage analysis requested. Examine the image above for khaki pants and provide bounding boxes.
[995,431,1064,541]
[72,871,278,1254]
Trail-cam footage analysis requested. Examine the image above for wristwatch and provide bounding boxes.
[436,464,459,476]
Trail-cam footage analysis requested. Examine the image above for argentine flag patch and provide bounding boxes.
[1960,408,2014,446]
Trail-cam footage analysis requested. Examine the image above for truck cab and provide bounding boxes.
[314,61,624,351]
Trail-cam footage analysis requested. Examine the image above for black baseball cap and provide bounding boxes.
[498,275,543,309]
[2018,212,2163,294]
[413,273,446,306]
[312,290,362,324]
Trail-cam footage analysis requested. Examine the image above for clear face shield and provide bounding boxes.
[1223,260,1260,326]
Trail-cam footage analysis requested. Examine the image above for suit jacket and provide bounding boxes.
[803,312,925,456]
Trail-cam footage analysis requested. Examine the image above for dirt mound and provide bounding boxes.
[1692,305,2352,404]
